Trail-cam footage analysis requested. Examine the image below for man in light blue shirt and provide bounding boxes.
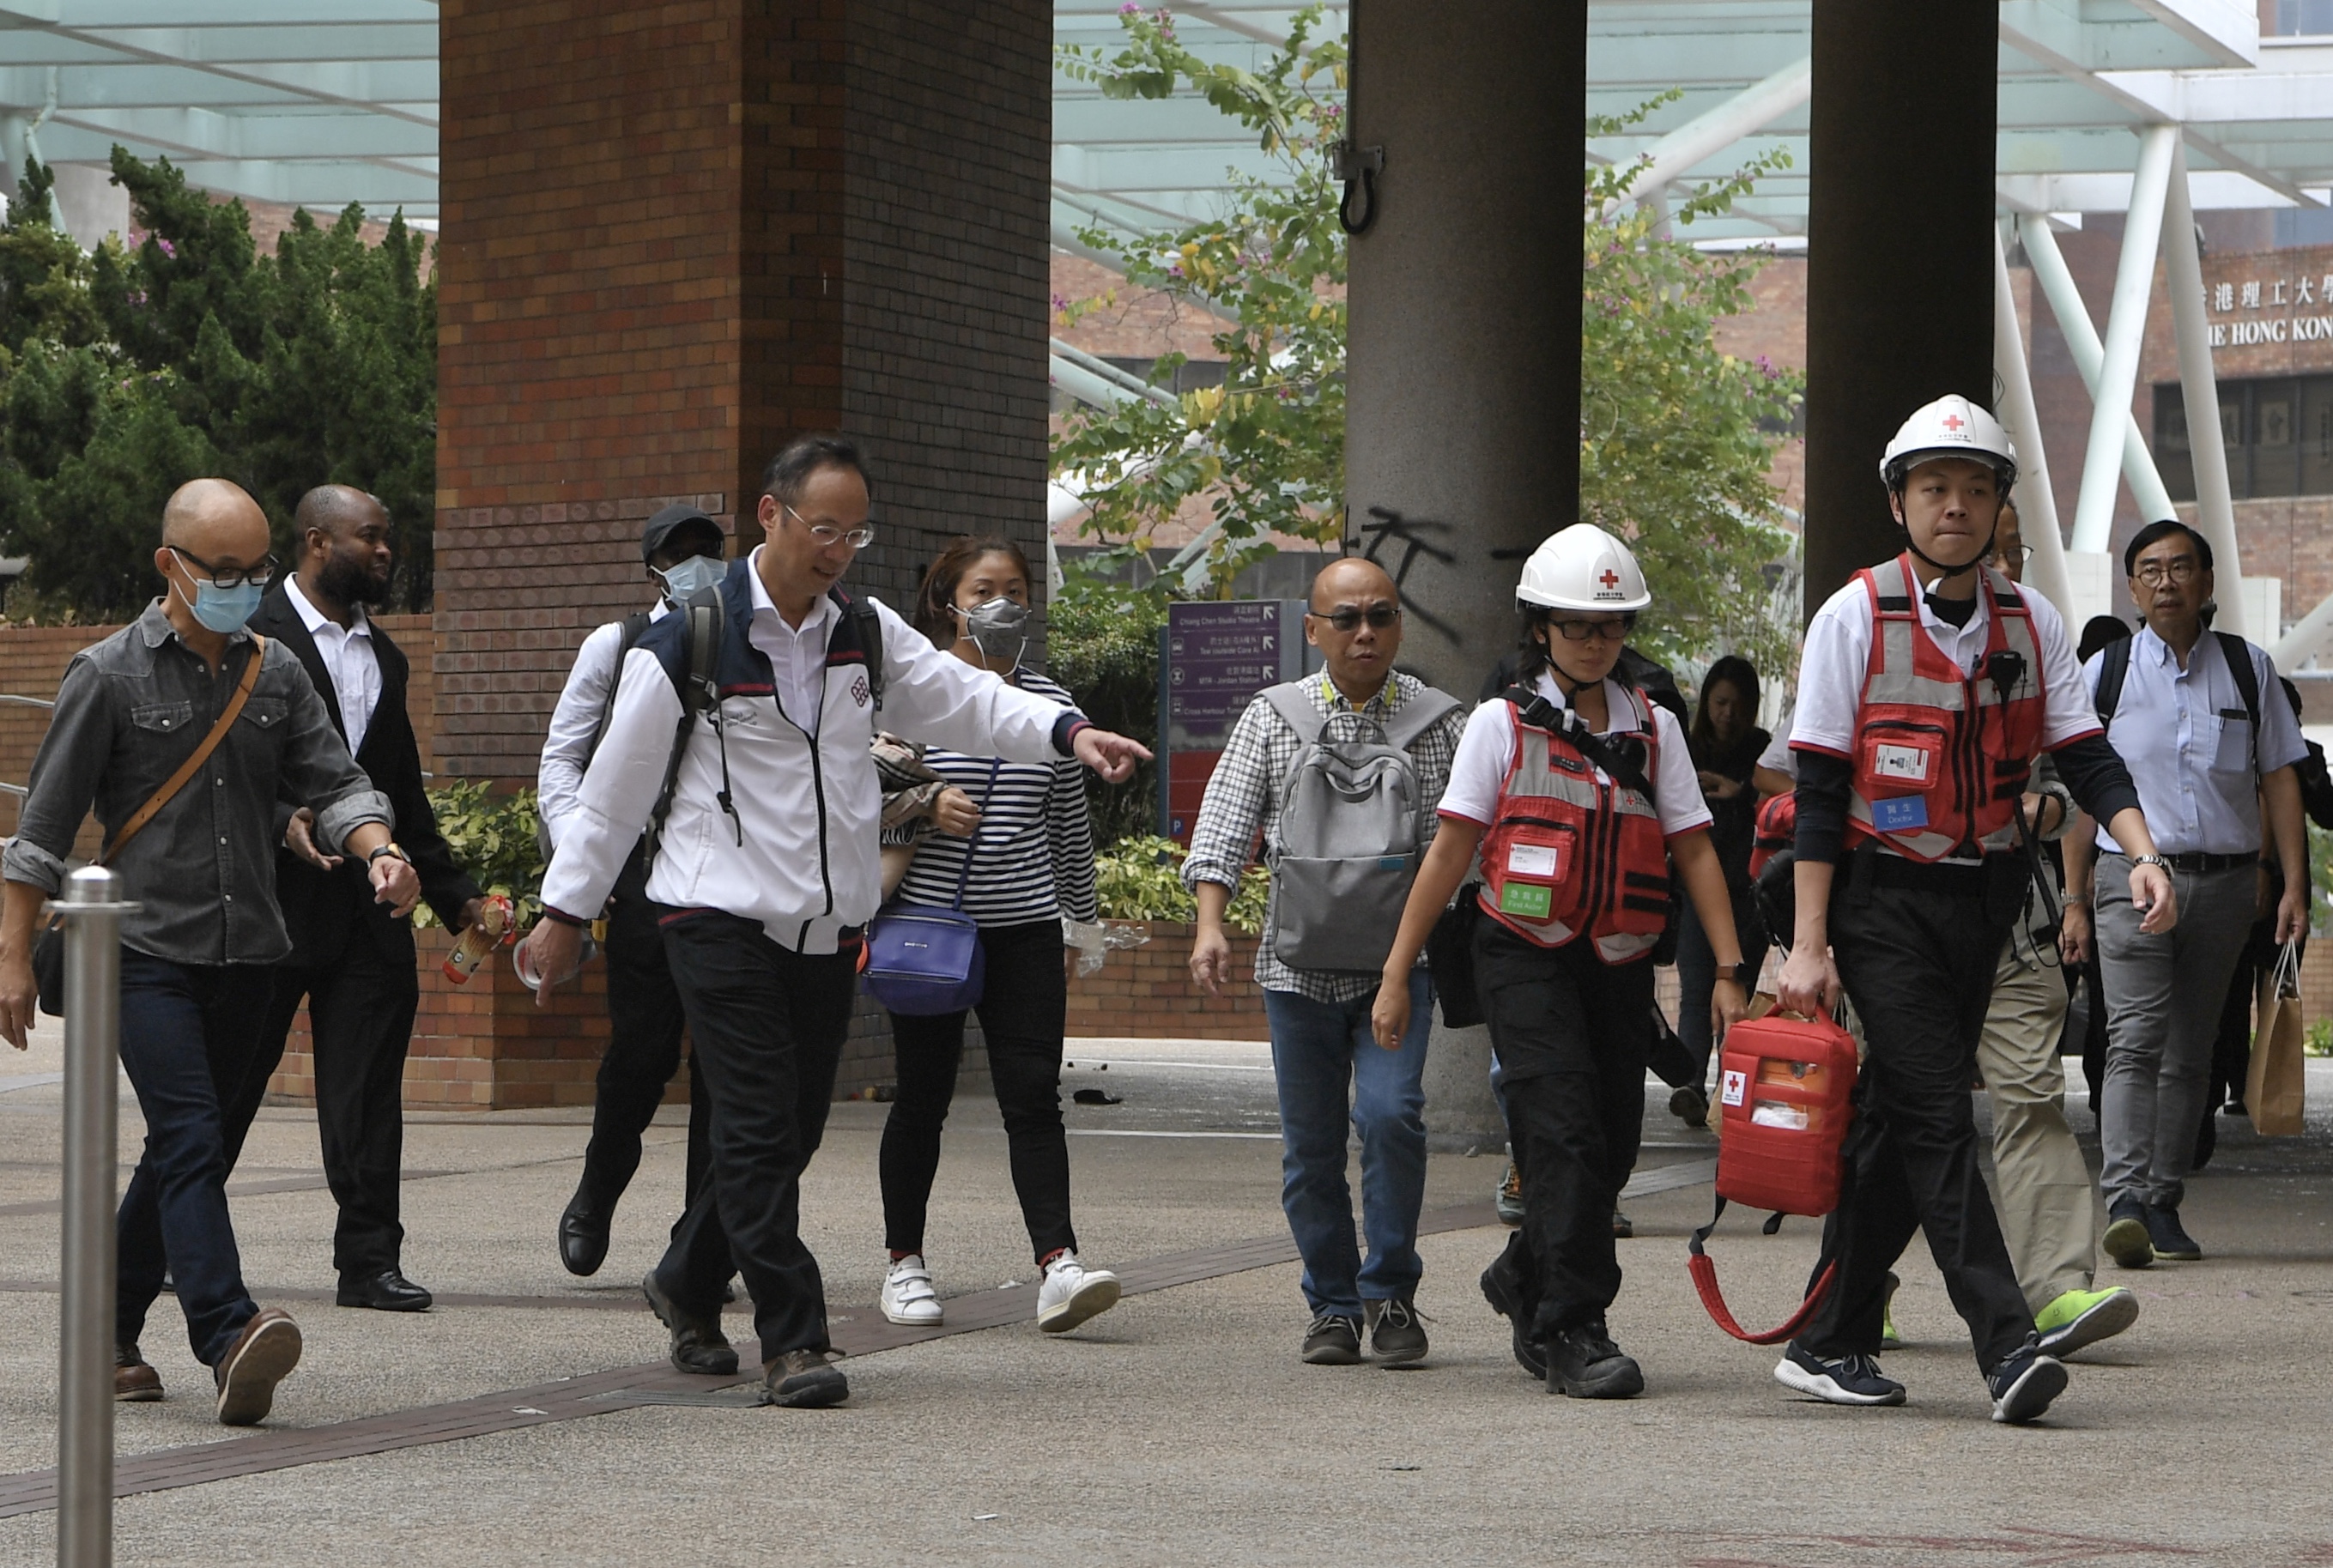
[2063,520,2309,1269]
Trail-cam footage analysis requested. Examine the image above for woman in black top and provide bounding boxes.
[1671,655,1771,1125]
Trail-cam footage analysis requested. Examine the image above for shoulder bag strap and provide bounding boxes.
[2215,631,2262,733]
[948,759,1002,913]
[1502,683,1657,802]
[101,633,268,865]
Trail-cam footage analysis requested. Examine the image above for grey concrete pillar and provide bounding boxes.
[1345,0,1588,1151]
[1802,0,1998,611]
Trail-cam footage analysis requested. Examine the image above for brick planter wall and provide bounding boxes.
[1064,920,1270,1042]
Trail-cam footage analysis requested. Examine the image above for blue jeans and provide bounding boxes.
[1263,972,1433,1317]
[115,951,274,1365]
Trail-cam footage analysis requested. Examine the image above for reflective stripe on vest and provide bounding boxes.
[1478,687,1669,963]
[1845,554,2047,863]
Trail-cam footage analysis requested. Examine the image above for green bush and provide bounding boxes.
[2306,1018,2333,1060]
[1094,833,1267,934]
[1049,585,1165,845]
[420,780,545,929]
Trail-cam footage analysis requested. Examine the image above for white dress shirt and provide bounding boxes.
[538,601,670,850]
[2083,627,2307,856]
[285,573,381,755]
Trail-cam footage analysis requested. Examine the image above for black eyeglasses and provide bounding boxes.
[2134,558,2200,587]
[1550,614,1636,643]
[1306,605,1399,633]
[169,547,277,590]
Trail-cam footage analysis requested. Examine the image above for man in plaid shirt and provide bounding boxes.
[1185,558,1465,1367]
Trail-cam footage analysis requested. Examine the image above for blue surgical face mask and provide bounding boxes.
[175,573,264,634]
[658,554,726,603]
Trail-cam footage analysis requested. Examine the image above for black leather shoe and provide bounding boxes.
[336,1268,433,1312]
[1479,1259,1548,1380]
[643,1270,738,1376]
[560,1184,612,1277]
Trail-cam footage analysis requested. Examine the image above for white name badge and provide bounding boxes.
[1506,843,1559,879]
[1872,743,1930,782]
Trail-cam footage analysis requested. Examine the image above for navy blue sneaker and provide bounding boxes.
[2101,1195,2154,1269]
[1988,1335,2069,1424]
[1774,1341,1906,1407]
[2144,1203,2203,1262]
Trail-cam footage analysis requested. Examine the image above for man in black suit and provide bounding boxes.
[222,486,485,1311]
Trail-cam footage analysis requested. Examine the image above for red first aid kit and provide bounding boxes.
[1688,1010,1859,1343]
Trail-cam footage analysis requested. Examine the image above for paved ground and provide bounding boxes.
[1,1015,2330,1566]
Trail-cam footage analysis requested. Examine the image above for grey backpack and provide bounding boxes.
[1261,681,1463,973]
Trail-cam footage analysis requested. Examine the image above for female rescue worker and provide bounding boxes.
[1374,524,1752,1399]
[1774,394,2172,1425]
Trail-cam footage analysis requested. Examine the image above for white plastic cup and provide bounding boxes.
[514,929,597,994]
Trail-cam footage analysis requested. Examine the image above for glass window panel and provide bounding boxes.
[2302,376,2333,497]
[2156,386,2195,502]
[2256,379,2300,498]
[2223,384,2251,500]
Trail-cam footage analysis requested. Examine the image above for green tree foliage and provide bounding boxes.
[1047,590,1166,844]
[1053,5,1349,596]
[1054,14,1800,681]
[420,780,544,929]
[1582,98,1802,675]
[0,149,436,621]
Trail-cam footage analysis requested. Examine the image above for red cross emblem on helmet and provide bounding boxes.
[1599,568,1620,590]
[1941,413,1966,433]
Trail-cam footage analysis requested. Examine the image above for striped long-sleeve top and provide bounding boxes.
[889,668,1101,928]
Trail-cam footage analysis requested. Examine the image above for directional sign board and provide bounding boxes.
[1158,600,1320,842]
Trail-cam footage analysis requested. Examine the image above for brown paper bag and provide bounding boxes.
[2248,942,2307,1138]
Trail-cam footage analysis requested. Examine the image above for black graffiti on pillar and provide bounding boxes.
[1351,506,1459,644]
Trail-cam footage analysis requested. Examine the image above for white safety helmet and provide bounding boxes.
[1515,524,1652,614]
[1879,394,2019,491]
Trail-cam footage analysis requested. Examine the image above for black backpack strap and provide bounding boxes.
[2215,631,2261,734]
[1500,683,1656,802]
[644,587,735,869]
[854,600,885,711]
[2094,636,2132,736]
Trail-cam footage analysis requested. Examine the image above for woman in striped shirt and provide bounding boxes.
[876,536,1120,1335]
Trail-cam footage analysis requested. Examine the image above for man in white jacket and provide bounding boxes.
[523,434,1148,1408]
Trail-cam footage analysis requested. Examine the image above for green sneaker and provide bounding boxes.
[1880,1270,1903,1350]
[2034,1286,2139,1359]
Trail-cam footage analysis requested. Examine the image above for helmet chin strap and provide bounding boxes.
[1900,522,1997,584]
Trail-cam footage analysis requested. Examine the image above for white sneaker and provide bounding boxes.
[881,1255,943,1326]
[1036,1251,1121,1333]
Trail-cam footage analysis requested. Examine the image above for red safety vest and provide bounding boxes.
[1479,686,1671,962]
[1845,554,2046,863]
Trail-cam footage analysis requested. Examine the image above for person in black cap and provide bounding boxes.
[539,503,730,1280]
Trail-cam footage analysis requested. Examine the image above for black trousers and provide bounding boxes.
[881,919,1076,1264]
[227,938,419,1278]
[580,890,711,1221]
[1473,918,1653,1341]
[1802,879,2033,1373]
[652,908,857,1364]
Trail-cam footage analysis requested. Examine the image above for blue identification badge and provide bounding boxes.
[1873,795,1929,832]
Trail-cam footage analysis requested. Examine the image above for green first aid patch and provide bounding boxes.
[1499,881,1552,920]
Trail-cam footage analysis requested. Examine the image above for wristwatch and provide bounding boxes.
[1717,962,1754,988]
[367,842,411,866]
[2132,853,2170,873]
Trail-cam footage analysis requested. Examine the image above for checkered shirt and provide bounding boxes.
[1181,669,1466,1002]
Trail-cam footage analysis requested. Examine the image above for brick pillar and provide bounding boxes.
[435,0,1051,1105]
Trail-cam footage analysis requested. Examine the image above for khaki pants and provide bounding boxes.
[1978,932,2095,1311]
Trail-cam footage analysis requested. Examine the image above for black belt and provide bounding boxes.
[1851,850,2008,896]
[2160,851,2255,874]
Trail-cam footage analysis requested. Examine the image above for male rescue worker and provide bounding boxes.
[1775,396,2172,1425]
[540,505,729,1277]
[520,434,1148,1409]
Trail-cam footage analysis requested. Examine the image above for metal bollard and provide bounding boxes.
[55,866,135,1568]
